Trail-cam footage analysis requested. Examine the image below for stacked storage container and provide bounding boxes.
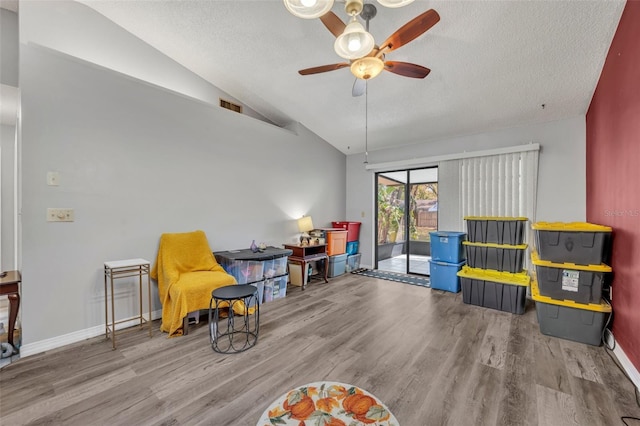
[310,228,348,257]
[214,247,292,305]
[309,227,348,278]
[327,253,348,278]
[429,231,467,292]
[531,222,612,346]
[333,221,362,273]
[457,217,530,313]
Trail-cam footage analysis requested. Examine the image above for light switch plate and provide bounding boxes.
[47,208,74,222]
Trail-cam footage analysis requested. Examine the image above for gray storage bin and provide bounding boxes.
[464,217,527,245]
[532,251,611,304]
[532,222,612,265]
[532,278,611,346]
[328,253,348,277]
[458,266,530,314]
[463,241,527,273]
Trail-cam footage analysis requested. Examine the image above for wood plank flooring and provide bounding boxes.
[1,273,639,425]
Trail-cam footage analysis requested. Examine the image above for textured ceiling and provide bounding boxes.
[81,0,625,155]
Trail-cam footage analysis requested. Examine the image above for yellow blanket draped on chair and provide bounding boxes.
[151,230,247,337]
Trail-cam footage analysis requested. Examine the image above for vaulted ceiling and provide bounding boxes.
[48,1,630,154]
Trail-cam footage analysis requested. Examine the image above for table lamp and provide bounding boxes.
[297,216,314,244]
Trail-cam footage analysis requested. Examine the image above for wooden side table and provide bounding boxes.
[104,259,152,349]
[284,244,329,290]
[0,270,21,352]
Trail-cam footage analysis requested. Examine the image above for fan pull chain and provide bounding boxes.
[364,80,369,164]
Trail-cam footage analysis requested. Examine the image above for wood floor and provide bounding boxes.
[1,273,639,425]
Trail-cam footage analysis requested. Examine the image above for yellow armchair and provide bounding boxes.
[151,230,237,337]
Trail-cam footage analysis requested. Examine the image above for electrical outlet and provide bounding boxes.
[47,208,74,222]
[47,172,60,186]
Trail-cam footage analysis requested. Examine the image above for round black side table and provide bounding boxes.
[209,285,259,353]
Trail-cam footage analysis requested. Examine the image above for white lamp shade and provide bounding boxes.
[284,0,334,19]
[334,18,375,59]
[377,0,414,8]
[350,56,385,80]
[297,216,314,233]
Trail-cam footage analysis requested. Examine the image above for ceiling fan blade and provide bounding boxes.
[384,61,431,78]
[320,11,346,38]
[299,63,350,75]
[379,9,440,53]
[352,78,366,97]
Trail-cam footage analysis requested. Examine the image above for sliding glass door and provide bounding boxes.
[376,167,438,276]
[407,169,438,274]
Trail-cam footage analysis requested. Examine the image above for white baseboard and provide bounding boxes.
[612,338,640,391]
[20,309,162,358]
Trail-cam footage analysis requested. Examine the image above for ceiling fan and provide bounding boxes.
[295,3,440,90]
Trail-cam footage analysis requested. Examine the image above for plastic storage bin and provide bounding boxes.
[215,247,292,284]
[219,260,264,284]
[238,280,264,307]
[463,241,528,273]
[272,274,289,300]
[346,253,362,272]
[531,278,611,346]
[328,253,348,278]
[532,222,612,265]
[429,260,466,293]
[313,229,348,256]
[263,281,274,303]
[332,221,362,242]
[464,216,528,245]
[429,231,467,263]
[346,241,359,255]
[263,256,289,278]
[531,251,611,304]
[457,267,530,314]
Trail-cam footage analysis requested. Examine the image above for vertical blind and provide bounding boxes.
[461,151,539,220]
[438,149,539,231]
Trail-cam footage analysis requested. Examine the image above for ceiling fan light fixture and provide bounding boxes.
[345,0,364,16]
[283,0,334,19]
[350,57,385,80]
[334,17,375,59]
[376,0,414,8]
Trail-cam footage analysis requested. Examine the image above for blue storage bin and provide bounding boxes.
[346,241,359,255]
[429,231,467,263]
[328,253,348,278]
[429,260,466,293]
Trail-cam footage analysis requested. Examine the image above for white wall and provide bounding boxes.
[0,8,18,87]
[1,124,16,270]
[19,45,345,350]
[19,0,273,125]
[1,7,19,333]
[347,117,587,269]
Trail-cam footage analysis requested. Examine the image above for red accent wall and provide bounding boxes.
[586,0,640,371]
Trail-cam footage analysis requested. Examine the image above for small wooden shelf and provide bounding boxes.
[283,244,329,290]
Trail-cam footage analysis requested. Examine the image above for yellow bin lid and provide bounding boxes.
[531,222,612,232]
[457,266,530,287]
[464,216,528,221]
[531,277,612,312]
[463,241,528,250]
[530,251,611,272]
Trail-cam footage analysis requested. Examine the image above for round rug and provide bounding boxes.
[257,381,399,425]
